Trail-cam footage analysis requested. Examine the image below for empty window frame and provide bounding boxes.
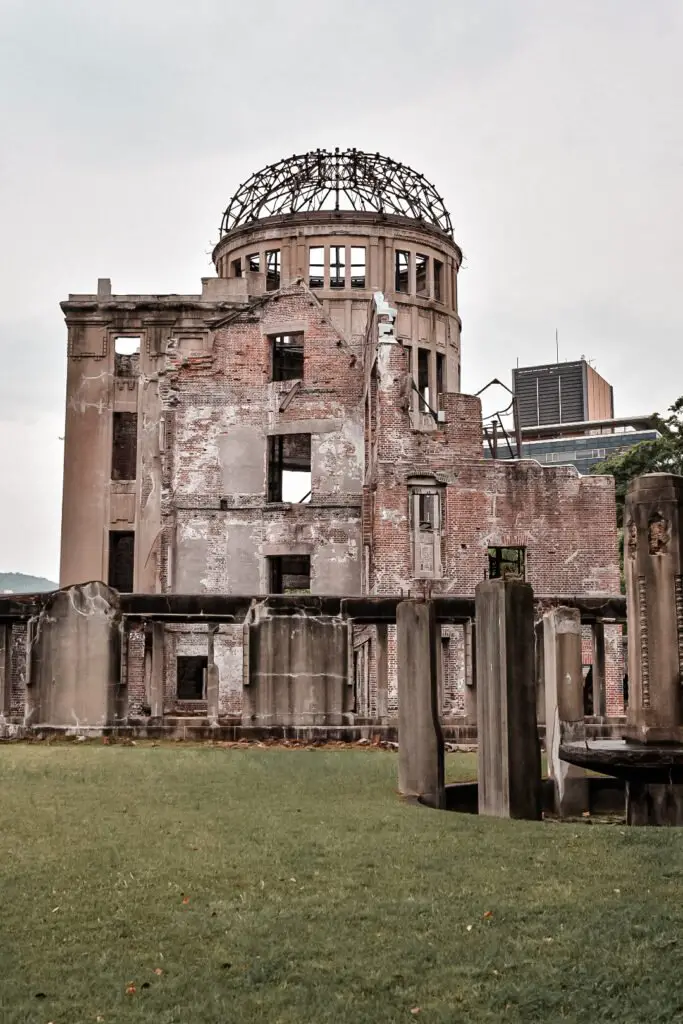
[410,489,443,578]
[269,555,311,594]
[111,412,138,480]
[417,347,431,413]
[350,246,366,288]
[309,246,324,288]
[436,352,445,404]
[267,434,312,503]
[176,655,207,700]
[417,491,438,530]
[433,259,444,302]
[246,253,260,273]
[114,336,141,378]
[330,245,346,288]
[395,250,410,293]
[265,249,281,291]
[231,257,242,278]
[108,531,135,592]
[415,253,429,296]
[488,546,526,581]
[271,333,304,382]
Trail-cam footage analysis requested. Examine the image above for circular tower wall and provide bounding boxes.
[212,149,463,392]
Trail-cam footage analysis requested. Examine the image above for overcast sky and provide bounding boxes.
[1,0,681,581]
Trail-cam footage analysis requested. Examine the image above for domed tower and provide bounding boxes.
[213,148,463,394]
[59,147,463,599]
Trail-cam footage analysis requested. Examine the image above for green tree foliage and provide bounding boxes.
[591,397,683,527]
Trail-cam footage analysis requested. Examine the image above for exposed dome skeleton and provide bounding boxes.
[220,148,453,237]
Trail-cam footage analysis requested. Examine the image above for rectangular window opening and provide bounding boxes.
[269,555,311,594]
[265,249,281,291]
[267,434,312,503]
[417,347,431,413]
[418,492,437,531]
[415,253,429,296]
[111,411,138,481]
[114,336,141,377]
[395,250,410,293]
[436,352,445,404]
[271,333,304,382]
[231,257,242,278]
[176,655,207,700]
[434,259,444,302]
[308,246,324,288]
[395,248,411,292]
[411,489,442,579]
[350,246,366,288]
[246,253,260,273]
[488,546,526,581]
[329,245,346,288]
[108,531,135,592]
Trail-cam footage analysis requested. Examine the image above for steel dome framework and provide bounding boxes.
[220,148,453,237]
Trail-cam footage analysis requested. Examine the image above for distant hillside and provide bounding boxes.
[0,572,57,593]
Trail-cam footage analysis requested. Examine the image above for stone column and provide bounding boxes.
[592,621,607,718]
[150,622,165,719]
[624,473,683,742]
[623,473,683,824]
[476,579,541,820]
[543,607,589,817]
[534,620,545,727]
[206,625,219,721]
[396,600,445,808]
[0,624,11,716]
[245,604,348,727]
[376,624,389,721]
[463,619,477,726]
[30,583,121,728]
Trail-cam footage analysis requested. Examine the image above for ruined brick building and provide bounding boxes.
[57,149,622,727]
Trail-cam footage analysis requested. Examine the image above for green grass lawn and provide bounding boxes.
[1,745,683,1023]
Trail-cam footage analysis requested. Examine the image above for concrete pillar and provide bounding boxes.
[592,620,607,717]
[624,473,683,742]
[396,600,445,808]
[543,607,589,817]
[245,606,348,727]
[376,623,389,721]
[534,620,545,727]
[0,624,11,716]
[626,782,683,826]
[150,622,165,718]
[463,619,477,726]
[30,583,121,728]
[206,625,219,720]
[475,580,541,820]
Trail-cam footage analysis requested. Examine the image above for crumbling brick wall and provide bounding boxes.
[10,625,26,718]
